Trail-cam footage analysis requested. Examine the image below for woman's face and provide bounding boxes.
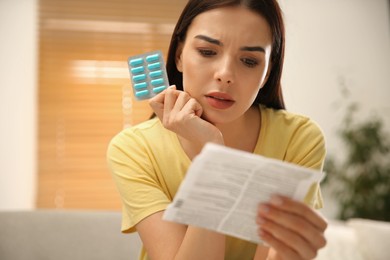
[176,5,272,124]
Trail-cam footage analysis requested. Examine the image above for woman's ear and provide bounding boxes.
[175,42,184,72]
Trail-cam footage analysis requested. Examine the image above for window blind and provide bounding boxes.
[37,0,186,209]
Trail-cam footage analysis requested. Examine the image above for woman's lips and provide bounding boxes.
[205,92,235,109]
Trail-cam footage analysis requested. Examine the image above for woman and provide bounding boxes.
[107,0,327,259]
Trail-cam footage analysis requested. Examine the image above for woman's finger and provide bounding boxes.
[181,97,203,118]
[257,203,327,250]
[258,228,301,260]
[257,195,328,259]
[171,91,192,115]
[258,217,318,259]
[268,195,328,232]
[149,85,176,120]
[163,87,180,125]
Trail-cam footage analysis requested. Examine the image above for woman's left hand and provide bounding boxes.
[256,195,327,260]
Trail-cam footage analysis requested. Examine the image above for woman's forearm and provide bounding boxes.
[174,226,226,260]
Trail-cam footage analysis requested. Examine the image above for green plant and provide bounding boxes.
[323,100,390,221]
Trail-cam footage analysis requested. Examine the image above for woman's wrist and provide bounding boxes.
[207,130,224,146]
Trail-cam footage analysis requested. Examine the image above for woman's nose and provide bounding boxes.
[215,57,234,86]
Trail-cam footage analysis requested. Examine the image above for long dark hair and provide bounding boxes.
[166,0,286,110]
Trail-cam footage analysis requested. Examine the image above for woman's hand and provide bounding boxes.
[256,195,327,260]
[149,85,224,146]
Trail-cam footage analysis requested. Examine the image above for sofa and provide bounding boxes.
[1,210,389,260]
[317,218,390,260]
[0,210,142,260]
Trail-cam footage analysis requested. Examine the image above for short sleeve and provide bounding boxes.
[285,118,326,209]
[107,129,170,233]
[285,118,326,170]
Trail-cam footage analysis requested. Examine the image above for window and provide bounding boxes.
[37,0,186,209]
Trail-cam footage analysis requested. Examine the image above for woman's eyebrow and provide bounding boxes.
[194,35,222,45]
[240,46,265,53]
[194,34,265,53]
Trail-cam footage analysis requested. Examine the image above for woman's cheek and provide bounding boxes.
[182,59,207,95]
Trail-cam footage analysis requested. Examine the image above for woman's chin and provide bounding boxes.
[201,111,233,126]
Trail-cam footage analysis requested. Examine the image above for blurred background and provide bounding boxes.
[0,0,389,220]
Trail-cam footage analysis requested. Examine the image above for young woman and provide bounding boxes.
[107,0,328,259]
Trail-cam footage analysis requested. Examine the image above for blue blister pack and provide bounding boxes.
[127,50,169,100]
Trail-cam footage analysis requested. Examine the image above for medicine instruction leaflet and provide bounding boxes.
[163,143,324,244]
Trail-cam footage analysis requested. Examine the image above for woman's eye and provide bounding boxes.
[241,58,259,68]
[198,49,216,57]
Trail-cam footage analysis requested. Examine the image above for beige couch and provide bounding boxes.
[0,210,142,260]
[317,218,390,260]
[1,210,389,260]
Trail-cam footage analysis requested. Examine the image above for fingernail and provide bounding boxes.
[270,195,283,206]
[168,85,176,89]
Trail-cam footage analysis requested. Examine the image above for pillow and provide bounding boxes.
[347,218,390,260]
[316,220,364,260]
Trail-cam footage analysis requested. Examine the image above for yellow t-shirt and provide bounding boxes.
[107,105,326,260]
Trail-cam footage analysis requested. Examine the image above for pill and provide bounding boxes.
[146,54,159,63]
[148,62,161,70]
[129,58,143,67]
[135,90,150,97]
[153,86,166,93]
[131,66,145,74]
[133,74,146,82]
[134,82,148,90]
[151,78,164,86]
[149,70,163,78]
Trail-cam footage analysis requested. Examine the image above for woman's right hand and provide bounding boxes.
[149,85,224,147]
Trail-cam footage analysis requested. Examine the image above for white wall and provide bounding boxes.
[0,0,38,210]
[280,0,390,153]
[278,0,390,218]
[0,0,388,216]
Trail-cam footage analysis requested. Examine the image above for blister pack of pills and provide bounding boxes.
[127,50,169,100]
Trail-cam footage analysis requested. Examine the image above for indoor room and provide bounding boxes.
[1,0,389,259]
